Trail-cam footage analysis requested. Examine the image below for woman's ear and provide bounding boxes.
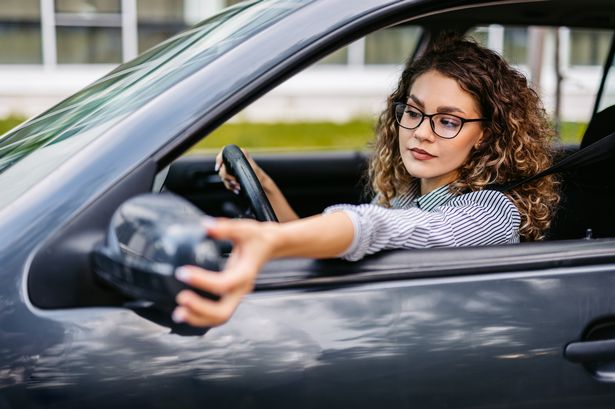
[474,131,486,150]
[474,138,483,150]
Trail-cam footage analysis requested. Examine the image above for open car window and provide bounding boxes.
[186,25,423,155]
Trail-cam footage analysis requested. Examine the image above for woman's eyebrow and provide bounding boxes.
[408,94,424,108]
[438,106,466,115]
[408,94,467,115]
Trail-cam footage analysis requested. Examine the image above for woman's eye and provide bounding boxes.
[438,116,461,129]
[406,109,422,119]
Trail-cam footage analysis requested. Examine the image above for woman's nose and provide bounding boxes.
[413,117,436,141]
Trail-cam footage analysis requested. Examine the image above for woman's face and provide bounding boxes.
[398,69,485,195]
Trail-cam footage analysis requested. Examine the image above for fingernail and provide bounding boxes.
[175,267,191,283]
[214,162,220,172]
[233,188,240,195]
[172,307,186,323]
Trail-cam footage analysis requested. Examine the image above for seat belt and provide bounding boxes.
[488,130,615,192]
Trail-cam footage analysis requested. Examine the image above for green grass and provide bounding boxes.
[191,118,587,153]
[0,115,586,150]
[0,115,27,136]
[189,119,377,153]
[558,121,587,144]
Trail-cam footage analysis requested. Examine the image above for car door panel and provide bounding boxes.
[24,254,615,408]
[219,266,615,408]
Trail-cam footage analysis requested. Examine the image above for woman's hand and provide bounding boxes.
[215,148,271,195]
[215,147,300,222]
[172,218,278,327]
[171,212,354,327]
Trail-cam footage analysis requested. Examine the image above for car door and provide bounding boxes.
[25,236,615,408]
[242,242,615,408]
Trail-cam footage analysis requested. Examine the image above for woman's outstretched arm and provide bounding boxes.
[172,211,354,327]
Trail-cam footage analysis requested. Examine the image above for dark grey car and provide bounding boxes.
[2,0,615,407]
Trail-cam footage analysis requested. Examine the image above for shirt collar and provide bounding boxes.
[388,181,456,211]
[412,182,455,211]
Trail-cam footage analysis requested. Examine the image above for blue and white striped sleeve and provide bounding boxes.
[324,190,521,261]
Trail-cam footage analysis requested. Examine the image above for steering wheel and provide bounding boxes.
[221,144,278,222]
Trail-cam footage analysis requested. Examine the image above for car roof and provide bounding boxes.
[405,0,615,29]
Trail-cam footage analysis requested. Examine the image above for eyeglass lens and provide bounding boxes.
[395,104,462,138]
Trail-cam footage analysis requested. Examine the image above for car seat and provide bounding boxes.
[547,105,615,239]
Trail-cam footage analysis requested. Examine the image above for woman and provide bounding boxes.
[172,35,559,327]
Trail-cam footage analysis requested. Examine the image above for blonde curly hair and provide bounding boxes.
[369,35,559,241]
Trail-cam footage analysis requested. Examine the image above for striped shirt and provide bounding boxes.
[324,182,520,261]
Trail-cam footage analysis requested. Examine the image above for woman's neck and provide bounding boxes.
[420,172,458,196]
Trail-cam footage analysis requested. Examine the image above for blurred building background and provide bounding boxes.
[0,0,612,124]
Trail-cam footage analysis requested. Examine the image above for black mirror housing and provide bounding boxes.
[92,193,220,310]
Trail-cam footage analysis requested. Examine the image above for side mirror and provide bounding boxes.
[92,193,220,310]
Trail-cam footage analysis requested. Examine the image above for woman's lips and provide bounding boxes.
[410,147,436,160]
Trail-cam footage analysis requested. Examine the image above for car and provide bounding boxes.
[2,0,615,407]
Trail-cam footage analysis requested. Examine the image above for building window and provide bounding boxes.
[137,0,187,53]
[55,0,121,13]
[570,29,612,66]
[55,0,123,64]
[365,26,421,65]
[56,26,122,64]
[467,25,530,66]
[0,0,42,64]
[503,26,528,65]
[317,47,349,65]
[317,25,422,66]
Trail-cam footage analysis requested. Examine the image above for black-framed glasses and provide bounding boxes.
[394,102,489,139]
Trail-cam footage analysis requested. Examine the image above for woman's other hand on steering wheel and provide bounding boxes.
[215,147,299,222]
[215,148,271,195]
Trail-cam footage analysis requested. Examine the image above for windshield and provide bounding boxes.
[0,0,309,210]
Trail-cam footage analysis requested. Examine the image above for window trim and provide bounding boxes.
[255,239,615,290]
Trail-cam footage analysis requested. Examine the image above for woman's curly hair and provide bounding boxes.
[369,34,559,241]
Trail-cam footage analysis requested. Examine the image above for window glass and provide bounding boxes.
[138,24,187,53]
[55,0,121,13]
[503,27,528,65]
[570,29,611,66]
[0,23,42,64]
[57,26,122,64]
[137,0,184,20]
[0,0,42,64]
[0,0,40,18]
[365,26,421,65]
[137,0,188,53]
